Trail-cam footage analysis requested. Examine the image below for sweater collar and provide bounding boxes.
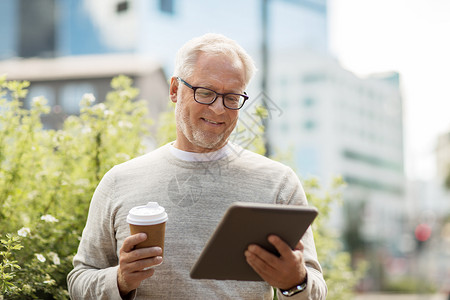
[169,142,235,162]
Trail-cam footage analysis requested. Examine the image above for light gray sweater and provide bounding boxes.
[67,143,327,299]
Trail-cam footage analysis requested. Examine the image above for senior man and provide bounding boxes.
[68,33,327,299]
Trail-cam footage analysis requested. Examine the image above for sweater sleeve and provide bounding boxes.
[276,167,328,300]
[67,167,131,300]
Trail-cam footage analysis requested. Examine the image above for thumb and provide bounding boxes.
[295,240,304,251]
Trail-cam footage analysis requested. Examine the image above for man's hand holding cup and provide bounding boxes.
[118,202,168,296]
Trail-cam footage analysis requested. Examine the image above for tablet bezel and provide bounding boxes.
[189,202,318,281]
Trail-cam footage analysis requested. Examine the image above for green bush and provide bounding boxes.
[1,75,363,299]
[304,177,367,299]
[0,75,151,299]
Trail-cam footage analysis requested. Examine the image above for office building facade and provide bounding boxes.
[268,50,405,246]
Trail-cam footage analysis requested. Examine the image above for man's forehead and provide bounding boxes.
[190,54,245,86]
[196,52,243,70]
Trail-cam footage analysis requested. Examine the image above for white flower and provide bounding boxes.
[118,121,133,129]
[32,96,46,106]
[48,252,60,265]
[104,110,114,117]
[82,93,96,104]
[43,274,55,285]
[107,125,118,136]
[40,214,59,223]
[27,191,38,200]
[35,253,46,263]
[22,284,32,293]
[93,103,106,111]
[18,227,31,237]
[81,126,92,134]
[44,279,56,285]
[119,90,132,98]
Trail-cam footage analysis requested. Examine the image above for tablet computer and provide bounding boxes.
[190,202,318,281]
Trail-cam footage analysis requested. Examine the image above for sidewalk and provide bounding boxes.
[354,294,448,300]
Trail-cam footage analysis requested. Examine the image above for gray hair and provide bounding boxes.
[173,33,257,87]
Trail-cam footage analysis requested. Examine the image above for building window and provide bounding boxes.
[24,84,55,109]
[116,1,129,13]
[303,96,315,107]
[342,149,403,172]
[159,0,174,14]
[302,72,325,83]
[60,83,96,115]
[18,0,56,58]
[303,120,316,130]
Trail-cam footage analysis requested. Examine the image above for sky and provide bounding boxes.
[327,0,450,181]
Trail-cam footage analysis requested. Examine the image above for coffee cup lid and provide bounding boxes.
[127,202,168,225]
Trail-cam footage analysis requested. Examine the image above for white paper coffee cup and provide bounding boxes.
[127,202,168,255]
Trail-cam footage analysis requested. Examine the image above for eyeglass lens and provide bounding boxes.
[194,88,245,109]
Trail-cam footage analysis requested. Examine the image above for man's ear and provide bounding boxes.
[169,77,178,103]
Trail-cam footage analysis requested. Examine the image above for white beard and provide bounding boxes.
[175,102,228,151]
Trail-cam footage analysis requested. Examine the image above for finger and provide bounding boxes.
[118,263,156,294]
[294,240,304,251]
[121,233,147,253]
[125,255,163,272]
[126,246,162,261]
[268,235,296,259]
[246,244,279,266]
[127,265,156,278]
[121,246,163,268]
[245,249,276,278]
[119,251,163,278]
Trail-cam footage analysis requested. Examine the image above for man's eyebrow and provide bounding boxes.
[200,83,244,94]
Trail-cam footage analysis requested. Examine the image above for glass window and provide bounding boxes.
[60,83,96,114]
[116,1,129,13]
[303,120,316,130]
[302,73,325,83]
[303,96,315,107]
[24,84,55,109]
[159,0,174,14]
[18,0,56,58]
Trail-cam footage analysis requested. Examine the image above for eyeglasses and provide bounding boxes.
[177,77,248,110]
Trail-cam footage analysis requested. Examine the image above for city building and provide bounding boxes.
[436,131,450,187]
[0,0,122,60]
[0,54,168,129]
[267,49,406,248]
[0,0,328,126]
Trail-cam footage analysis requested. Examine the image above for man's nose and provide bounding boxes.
[209,95,226,114]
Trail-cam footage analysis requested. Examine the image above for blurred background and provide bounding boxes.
[0,0,449,298]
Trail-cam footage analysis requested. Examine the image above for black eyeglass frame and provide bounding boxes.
[177,77,249,110]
